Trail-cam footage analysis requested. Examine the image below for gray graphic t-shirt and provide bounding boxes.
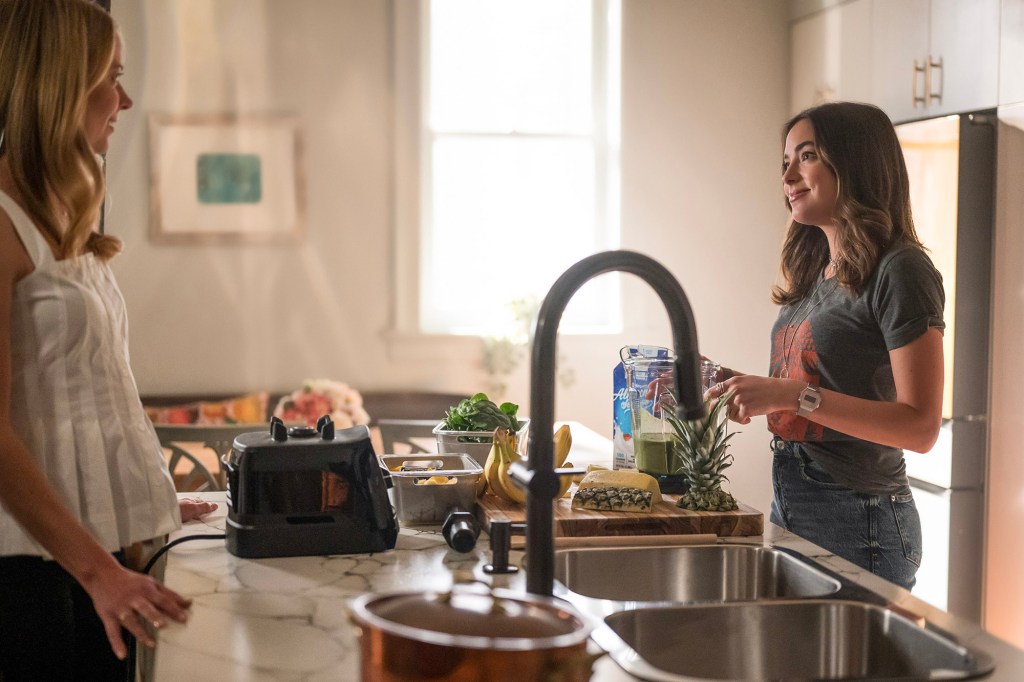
[768,243,945,495]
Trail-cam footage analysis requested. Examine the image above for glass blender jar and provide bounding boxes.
[621,345,677,478]
[622,346,722,491]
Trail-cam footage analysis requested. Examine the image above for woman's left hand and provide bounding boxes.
[704,375,804,424]
[178,498,218,523]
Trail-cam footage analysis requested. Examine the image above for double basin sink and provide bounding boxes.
[552,544,994,680]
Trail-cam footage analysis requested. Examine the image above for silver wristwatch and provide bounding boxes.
[796,384,821,417]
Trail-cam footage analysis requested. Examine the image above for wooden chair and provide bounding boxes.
[163,443,219,493]
[363,391,464,455]
[145,390,469,484]
[154,424,267,492]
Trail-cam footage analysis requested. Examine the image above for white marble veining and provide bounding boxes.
[154,493,1024,681]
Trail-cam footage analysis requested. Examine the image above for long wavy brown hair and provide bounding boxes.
[772,102,924,305]
[0,0,122,261]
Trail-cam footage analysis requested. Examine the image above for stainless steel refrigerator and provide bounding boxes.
[895,111,995,623]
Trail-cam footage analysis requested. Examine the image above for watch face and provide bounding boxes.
[798,386,820,416]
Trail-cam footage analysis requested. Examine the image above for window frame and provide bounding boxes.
[392,0,621,339]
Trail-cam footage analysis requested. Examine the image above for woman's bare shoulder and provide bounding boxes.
[0,204,34,284]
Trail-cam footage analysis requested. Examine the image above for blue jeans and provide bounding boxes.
[769,436,922,591]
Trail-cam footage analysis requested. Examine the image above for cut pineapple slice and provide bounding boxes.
[576,470,662,504]
[571,486,654,513]
[414,475,454,485]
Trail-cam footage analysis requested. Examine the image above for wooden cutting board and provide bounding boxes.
[474,491,763,537]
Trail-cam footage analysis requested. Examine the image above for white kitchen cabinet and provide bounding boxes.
[789,0,873,115]
[869,0,929,122]
[931,0,1001,113]
[870,0,1000,122]
[1002,0,1024,105]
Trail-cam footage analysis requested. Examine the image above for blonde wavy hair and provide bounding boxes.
[0,0,122,261]
[772,102,924,305]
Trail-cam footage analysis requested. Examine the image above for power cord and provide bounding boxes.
[142,533,226,575]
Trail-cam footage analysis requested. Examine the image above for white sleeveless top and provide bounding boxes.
[0,191,180,558]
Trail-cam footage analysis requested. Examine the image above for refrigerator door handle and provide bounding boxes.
[907,476,949,496]
[943,414,987,424]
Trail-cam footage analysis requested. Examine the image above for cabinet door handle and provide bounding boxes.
[927,56,943,105]
[912,59,927,108]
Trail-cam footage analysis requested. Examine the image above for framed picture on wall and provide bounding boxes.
[148,115,305,244]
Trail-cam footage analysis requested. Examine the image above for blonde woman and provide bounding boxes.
[0,1,209,677]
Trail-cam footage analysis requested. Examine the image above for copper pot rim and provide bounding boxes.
[348,587,594,651]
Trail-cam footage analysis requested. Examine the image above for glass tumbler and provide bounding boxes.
[701,360,721,394]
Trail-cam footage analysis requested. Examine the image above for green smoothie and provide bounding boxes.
[633,433,675,476]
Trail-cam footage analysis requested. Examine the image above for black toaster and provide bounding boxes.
[222,416,398,558]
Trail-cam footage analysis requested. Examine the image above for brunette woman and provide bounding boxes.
[707,101,944,590]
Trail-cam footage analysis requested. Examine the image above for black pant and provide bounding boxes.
[0,553,133,681]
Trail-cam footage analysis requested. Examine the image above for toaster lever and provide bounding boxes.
[270,416,288,442]
[316,414,336,440]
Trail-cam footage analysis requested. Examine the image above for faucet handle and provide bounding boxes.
[483,517,526,575]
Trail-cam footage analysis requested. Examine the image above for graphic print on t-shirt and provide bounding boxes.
[769,318,825,442]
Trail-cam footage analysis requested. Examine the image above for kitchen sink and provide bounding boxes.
[595,599,995,681]
[553,544,841,604]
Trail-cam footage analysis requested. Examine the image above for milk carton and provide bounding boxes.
[612,353,635,470]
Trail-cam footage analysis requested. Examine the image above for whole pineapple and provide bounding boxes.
[666,393,738,512]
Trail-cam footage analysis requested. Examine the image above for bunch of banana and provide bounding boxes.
[484,428,526,504]
[553,424,572,467]
[553,424,574,498]
[483,425,577,504]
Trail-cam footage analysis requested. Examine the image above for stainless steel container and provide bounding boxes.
[432,418,530,464]
[380,454,484,524]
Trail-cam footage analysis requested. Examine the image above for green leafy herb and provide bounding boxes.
[441,393,521,432]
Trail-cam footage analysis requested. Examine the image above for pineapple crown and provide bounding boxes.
[665,391,738,483]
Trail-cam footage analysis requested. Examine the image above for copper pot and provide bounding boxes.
[349,586,597,682]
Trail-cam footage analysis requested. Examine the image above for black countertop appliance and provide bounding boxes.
[222,416,398,558]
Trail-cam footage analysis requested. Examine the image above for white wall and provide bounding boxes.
[110,0,401,395]
[109,0,789,515]
[615,0,790,515]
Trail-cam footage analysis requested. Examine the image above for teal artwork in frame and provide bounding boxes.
[149,114,304,244]
[197,153,262,204]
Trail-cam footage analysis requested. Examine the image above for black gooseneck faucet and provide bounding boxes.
[507,250,707,597]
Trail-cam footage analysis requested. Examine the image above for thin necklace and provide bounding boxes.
[779,274,839,378]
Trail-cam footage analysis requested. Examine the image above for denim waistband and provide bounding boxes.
[770,434,912,499]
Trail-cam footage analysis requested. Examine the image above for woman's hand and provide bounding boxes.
[644,358,743,406]
[84,560,192,660]
[704,375,803,425]
[178,497,217,523]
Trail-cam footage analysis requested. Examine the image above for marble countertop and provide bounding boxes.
[152,489,1024,681]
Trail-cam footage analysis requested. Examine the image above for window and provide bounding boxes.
[394,0,621,336]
